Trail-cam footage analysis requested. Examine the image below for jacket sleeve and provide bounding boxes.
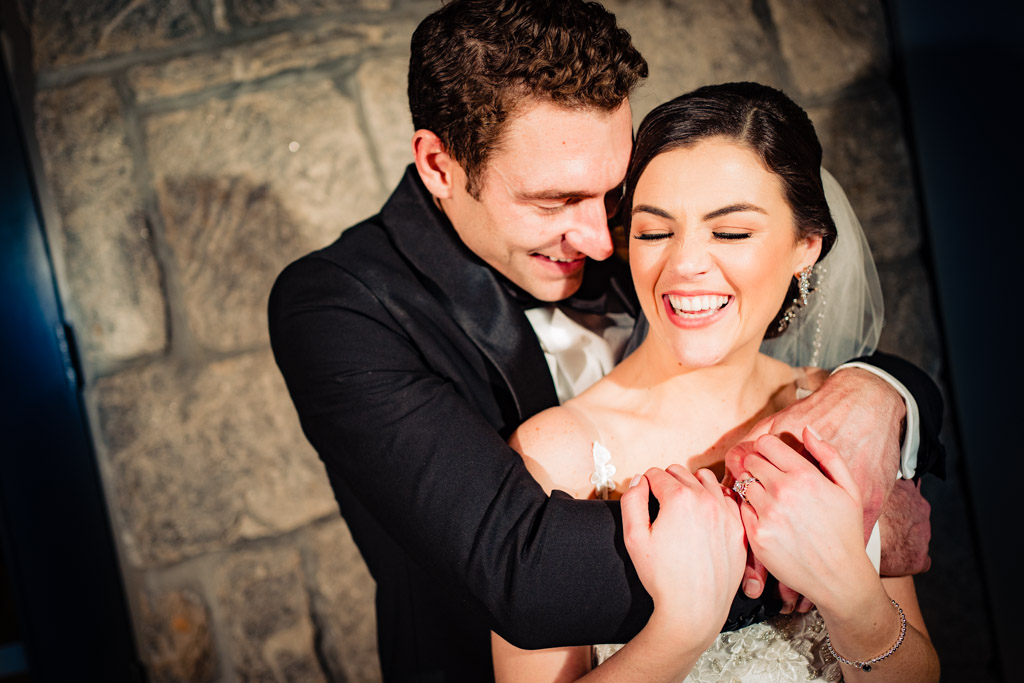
[268,256,654,649]
[852,351,946,479]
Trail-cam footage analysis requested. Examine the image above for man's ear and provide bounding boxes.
[413,129,459,199]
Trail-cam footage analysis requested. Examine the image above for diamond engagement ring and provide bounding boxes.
[732,477,759,502]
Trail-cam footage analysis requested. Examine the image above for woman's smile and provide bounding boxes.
[663,293,733,328]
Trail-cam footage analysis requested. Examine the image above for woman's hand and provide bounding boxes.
[737,427,877,613]
[621,466,746,647]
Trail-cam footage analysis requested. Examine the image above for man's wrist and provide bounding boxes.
[832,362,919,479]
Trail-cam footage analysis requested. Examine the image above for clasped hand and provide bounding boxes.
[621,466,746,648]
[622,429,868,639]
[733,428,872,615]
[722,368,930,610]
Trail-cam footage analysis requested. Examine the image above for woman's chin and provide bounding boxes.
[669,347,730,370]
[666,335,768,371]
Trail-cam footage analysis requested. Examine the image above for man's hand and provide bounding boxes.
[725,367,906,599]
[727,367,904,537]
[878,478,932,575]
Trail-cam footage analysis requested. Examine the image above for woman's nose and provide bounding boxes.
[668,236,712,277]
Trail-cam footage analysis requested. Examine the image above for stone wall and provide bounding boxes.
[26,0,979,680]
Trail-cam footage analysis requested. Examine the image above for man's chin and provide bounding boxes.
[525,275,585,303]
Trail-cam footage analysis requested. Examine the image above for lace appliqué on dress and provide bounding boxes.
[590,441,616,499]
[593,610,842,681]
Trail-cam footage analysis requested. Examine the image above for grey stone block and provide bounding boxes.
[32,0,203,70]
[356,53,414,192]
[145,80,381,351]
[216,546,327,681]
[605,0,782,124]
[226,0,391,27]
[139,589,216,683]
[304,520,382,682]
[810,91,922,263]
[769,0,889,98]
[94,352,338,567]
[34,78,167,366]
[876,258,942,378]
[128,21,407,103]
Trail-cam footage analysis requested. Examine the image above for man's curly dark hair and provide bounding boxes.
[409,0,648,197]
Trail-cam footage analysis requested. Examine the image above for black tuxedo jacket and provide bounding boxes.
[269,167,944,681]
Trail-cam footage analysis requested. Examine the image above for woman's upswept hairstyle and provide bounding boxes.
[409,0,647,197]
[623,82,839,339]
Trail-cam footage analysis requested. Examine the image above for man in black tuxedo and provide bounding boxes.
[269,1,943,680]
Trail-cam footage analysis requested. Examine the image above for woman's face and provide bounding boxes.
[629,137,822,369]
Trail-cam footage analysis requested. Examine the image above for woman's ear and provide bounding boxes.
[795,234,823,273]
[412,129,460,200]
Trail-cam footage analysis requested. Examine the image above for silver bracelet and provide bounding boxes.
[825,598,907,672]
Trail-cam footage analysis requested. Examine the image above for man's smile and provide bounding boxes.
[532,252,587,275]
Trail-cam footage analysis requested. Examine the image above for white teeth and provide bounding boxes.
[540,255,578,263]
[666,294,730,316]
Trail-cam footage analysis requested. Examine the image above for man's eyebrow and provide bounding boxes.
[702,203,767,221]
[518,189,595,201]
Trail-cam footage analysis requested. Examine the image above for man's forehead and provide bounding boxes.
[485,99,633,196]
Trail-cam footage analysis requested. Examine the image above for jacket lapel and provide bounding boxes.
[380,168,558,421]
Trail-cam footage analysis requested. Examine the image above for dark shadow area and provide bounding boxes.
[887,1,1024,680]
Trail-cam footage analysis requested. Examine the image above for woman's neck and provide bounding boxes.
[574,335,801,478]
[613,337,790,422]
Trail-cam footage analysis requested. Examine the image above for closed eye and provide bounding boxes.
[535,197,586,215]
[632,232,672,241]
[713,232,751,240]
[536,203,568,215]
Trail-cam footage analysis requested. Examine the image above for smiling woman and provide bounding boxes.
[492,83,940,682]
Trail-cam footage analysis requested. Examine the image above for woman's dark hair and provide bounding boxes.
[623,82,838,339]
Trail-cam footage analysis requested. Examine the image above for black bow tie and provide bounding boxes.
[501,277,611,316]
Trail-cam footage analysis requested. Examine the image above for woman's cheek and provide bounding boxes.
[629,249,667,303]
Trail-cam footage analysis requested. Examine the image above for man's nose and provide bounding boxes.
[564,200,614,260]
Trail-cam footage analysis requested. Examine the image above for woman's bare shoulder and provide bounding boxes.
[797,366,829,391]
[509,405,600,498]
[758,355,831,407]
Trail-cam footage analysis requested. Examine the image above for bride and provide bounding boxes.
[491,83,939,681]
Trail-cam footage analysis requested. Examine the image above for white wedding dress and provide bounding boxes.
[592,610,841,681]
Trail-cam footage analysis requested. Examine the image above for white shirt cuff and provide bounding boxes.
[866,520,881,573]
[831,361,919,480]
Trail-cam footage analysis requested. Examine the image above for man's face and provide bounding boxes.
[440,99,634,302]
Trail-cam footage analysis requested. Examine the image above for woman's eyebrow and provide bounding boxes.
[631,204,673,219]
[702,203,767,221]
[631,202,768,221]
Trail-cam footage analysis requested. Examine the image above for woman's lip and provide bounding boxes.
[662,293,732,329]
[662,290,732,297]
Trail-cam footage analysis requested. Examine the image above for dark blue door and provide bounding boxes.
[0,52,142,682]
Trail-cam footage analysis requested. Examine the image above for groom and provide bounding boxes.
[269,0,943,680]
